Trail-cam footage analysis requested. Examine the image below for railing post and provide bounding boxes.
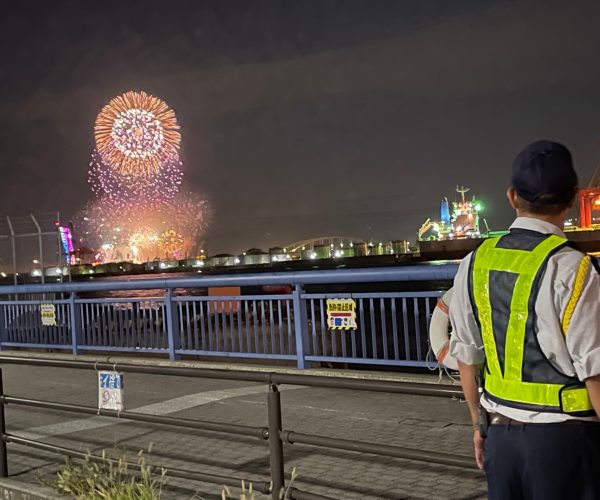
[69,293,81,355]
[164,288,181,360]
[0,369,8,477]
[267,384,284,499]
[0,305,6,351]
[292,285,308,369]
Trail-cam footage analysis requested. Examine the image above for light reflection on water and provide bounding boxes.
[84,272,205,299]
[81,261,455,299]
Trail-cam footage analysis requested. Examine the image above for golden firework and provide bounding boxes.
[94,91,181,178]
[159,229,185,259]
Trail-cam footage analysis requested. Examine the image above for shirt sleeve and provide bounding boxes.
[565,258,600,380]
[449,253,485,365]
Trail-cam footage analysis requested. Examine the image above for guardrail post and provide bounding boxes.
[267,384,284,499]
[292,285,308,369]
[69,293,81,355]
[0,369,8,477]
[164,288,181,360]
[0,305,6,351]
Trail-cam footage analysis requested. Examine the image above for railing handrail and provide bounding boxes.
[0,356,462,398]
[0,264,459,295]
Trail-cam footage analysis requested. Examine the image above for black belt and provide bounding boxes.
[490,414,599,426]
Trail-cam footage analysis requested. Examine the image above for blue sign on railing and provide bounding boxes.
[99,371,123,390]
[98,370,124,411]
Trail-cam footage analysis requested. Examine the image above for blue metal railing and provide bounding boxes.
[0,265,458,368]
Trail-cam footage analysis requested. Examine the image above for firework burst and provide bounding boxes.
[94,91,181,178]
[87,149,183,209]
[159,229,185,259]
[76,192,210,262]
[77,90,210,264]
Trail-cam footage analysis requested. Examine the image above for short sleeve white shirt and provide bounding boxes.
[449,217,600,422]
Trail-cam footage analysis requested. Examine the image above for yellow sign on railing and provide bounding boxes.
[326,299,357,330]
[40,304,56,327]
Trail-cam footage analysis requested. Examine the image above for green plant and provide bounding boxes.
[42,448,167,499]
[220,467,298,500]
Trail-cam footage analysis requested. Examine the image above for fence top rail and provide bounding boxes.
[303,291,444,299]
[0,264,459,295]
[0,300,71,306]
[0,356,462,398]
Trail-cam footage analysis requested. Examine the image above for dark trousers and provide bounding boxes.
[485,422,600,500]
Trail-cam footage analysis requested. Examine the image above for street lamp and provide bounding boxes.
[31,258,42,282]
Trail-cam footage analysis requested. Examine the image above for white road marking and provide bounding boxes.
[14,384,302,441]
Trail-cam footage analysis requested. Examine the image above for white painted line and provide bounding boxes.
[14,384,303,441]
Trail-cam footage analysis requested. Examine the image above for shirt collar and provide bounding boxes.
[509,216,566,237]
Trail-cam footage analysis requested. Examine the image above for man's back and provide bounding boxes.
[449,140,600,499]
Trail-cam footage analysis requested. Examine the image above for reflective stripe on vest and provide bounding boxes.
[472,234,593,414]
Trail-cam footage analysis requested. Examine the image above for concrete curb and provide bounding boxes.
[0,478,61,499]
[0,350,460,386]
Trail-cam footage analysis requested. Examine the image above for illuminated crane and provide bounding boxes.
[579,162,600,228]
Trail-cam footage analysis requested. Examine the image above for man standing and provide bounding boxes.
[449,140,600,499]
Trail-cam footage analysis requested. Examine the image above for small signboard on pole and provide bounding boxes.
[326,298,357,330]
[40,304,56,326]
[98,371,124,411]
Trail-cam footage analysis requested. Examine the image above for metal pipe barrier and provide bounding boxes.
[4,435,272,492]
[0,265,459,294]
[0,357,476,500]
[0,265,457,369]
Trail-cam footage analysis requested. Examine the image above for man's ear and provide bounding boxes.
[506,187,519,210]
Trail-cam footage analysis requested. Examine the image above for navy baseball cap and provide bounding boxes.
[511,140,579,205]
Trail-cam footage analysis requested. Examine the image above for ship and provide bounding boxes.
[419,175,600,260]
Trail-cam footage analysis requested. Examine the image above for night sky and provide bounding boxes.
[1,0,599,255]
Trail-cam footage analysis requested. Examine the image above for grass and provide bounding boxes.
[40,448,167,499]
[41,446,300,500]
[219,467,298,500]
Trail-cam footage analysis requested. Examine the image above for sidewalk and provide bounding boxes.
[0,351,485,499]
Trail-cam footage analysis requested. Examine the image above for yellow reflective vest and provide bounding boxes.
[469,230,593,415]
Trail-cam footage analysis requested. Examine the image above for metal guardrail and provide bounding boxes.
[0,357,475,500]
[0,265,459,293]
[0,266,457,368]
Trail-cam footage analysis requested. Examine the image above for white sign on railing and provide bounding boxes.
[98,371,124,411]
[40,304,56,326]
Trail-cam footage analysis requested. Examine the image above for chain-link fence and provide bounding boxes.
[0,212,65,284]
